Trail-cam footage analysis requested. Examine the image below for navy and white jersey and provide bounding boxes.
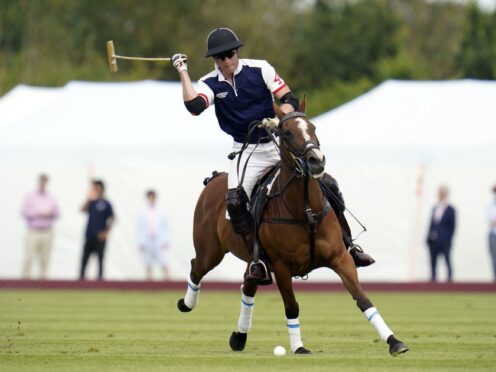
[197,59,287,143]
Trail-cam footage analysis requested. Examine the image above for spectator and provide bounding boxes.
[426,185,456,282]
[487,184,496,281]
[21,173,59,279]
[138,190,170,280]
[80,179,114,280]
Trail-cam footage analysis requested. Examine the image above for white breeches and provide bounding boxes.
[141,242,166,267]
[228,141,280,199]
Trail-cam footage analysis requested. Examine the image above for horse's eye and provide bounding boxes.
[284,130,292,137]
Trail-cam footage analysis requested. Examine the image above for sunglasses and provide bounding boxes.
[214,49,237,61]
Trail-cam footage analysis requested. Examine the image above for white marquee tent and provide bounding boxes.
[0,80,239,281]
[0,84,62,131]
[313,79,496,282]
[0,79,494,282]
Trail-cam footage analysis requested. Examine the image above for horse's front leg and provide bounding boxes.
[229,274,258,351]
[273,262,311,354]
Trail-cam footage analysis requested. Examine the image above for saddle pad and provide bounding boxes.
[224,166,280,221]
[265,169,280,195]
[249,165,281,227]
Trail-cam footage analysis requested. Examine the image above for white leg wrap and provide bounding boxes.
[363,307,393,342]
[287,318,304,353]
[184,277,201,309]
[237,286,255,333]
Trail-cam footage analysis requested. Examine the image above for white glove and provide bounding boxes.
[258,117,279,132]
[172,53,188,73]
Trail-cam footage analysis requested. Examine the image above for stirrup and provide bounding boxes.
[349,244,375,268]
[350,243,364,253]
[246,260,273,286]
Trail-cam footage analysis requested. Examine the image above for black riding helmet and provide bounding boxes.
[205,28,244,57]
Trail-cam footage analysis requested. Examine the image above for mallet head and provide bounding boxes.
[106,40,118,72]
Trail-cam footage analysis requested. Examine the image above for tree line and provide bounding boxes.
[1,0,495,117]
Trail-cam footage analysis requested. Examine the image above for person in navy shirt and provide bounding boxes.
[79,179,114,280]
[172,28,374,283]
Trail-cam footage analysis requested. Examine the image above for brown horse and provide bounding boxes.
[177,102,408,356]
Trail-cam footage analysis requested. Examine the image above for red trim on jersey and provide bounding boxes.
[272,84,287,95]
[198,93,209,107]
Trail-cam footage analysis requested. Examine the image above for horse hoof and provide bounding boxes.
[389,341,409,356]
[295,346,312,354]
[229,332,247,351]
[177,299,192,313]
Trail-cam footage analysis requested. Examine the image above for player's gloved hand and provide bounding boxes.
[172,53,188,73]
[258,117,279,132]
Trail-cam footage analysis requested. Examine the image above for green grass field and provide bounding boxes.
[1,289,495,371]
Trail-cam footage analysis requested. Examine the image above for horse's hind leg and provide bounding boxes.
[229,279,258,352]
[331,252,409,356]
[177,239,225,313]
[273,263,311,354]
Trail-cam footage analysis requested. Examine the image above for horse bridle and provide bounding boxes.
[276,111,321,178]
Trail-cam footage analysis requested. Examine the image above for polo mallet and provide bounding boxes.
[106,40,172,72]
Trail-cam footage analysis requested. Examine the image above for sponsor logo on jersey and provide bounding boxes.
[216,91,228,99]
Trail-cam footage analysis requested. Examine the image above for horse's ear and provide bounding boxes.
[298,94,306,113]
[273,103,285,119]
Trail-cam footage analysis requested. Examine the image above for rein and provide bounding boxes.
[228,120,272,187]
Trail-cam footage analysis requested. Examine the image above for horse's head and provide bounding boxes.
[274,99,326,179]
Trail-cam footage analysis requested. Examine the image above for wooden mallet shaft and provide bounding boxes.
[106,40,171,72]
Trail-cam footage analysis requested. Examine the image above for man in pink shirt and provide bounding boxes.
[21,174,59,279]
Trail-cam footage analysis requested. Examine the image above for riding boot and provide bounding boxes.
[226,187,272,285]
[240,231,273,285]
[336,209,376,267]
[320,173,375,267]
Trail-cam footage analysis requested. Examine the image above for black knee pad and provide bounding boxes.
[321,173,345,213]
[226,188,254,235]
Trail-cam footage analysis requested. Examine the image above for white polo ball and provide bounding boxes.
[273,345,286,356]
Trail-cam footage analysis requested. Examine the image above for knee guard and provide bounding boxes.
[321,173,345,213]
[321,173,352,246]
[226,187,254,235]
